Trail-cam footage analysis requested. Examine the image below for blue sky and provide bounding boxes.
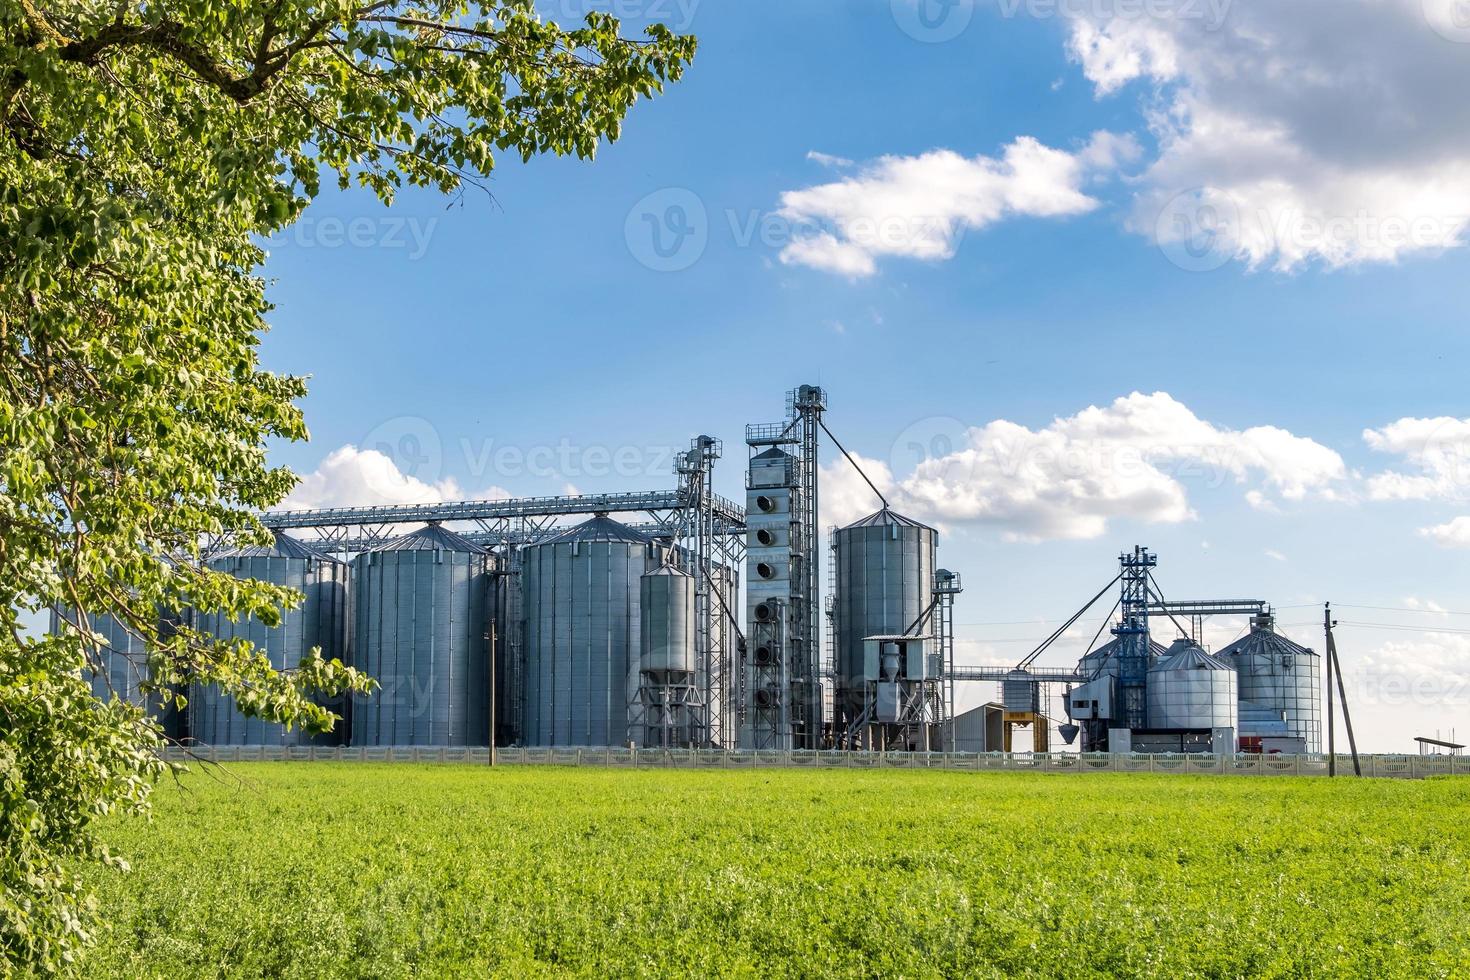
[255,1,1470,750]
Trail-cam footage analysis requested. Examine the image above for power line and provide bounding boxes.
[1279,602,1470,617]
[1251,619,1470,637]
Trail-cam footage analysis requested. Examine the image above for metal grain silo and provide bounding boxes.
[190,531,350,746]
[833,508,936,731]
[54,608,184,740]
[351,523,492,747]
[640,563,695,674]
[521,515,652,746]
[1220,615,1322,753]
[1077,636,1168,680]
[634,562,699,747]
[1146,639,1238,732]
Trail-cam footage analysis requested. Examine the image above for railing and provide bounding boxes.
[260,488,746,531]
[157,746,1470,778]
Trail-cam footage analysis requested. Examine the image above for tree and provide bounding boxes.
[0,1,695,970]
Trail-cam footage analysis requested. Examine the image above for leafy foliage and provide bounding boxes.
[88,765,1470,978]
[0,1,694,970]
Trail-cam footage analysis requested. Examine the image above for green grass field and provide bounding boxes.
[86,765,1470,978]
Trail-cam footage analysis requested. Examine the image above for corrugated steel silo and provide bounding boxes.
[1146,639,1239,731]
[640,563,695,674]
[351,524,492,746]
[833,508,936,729]
[190,531,350,746]
[1078,636,1168,680]
[1220,615,1322,753]
[521,515,653,746]
[54,608,184,740]
[634,562,699,746]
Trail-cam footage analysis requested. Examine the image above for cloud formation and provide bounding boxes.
[283,445,509,511]
[821,391,1346,540]
[776,132,1138,277]
[789,3,1470,278]
[1067,0,1470,270]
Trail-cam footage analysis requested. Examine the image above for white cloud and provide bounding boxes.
[822,391,1345,540]
[1362,416,1470,544]
[1363,416,1470,501]
[776,132,1138,277]
[1404,597,1450,617]
[1064,1,1470,270]
[1357,631,1470,707]
[283,445,511,511]
[806,150,854,169]
[1421,517,1470,549]
[1245,490,1280,513]
[819,452,898,530]
[1265,549,1288,562]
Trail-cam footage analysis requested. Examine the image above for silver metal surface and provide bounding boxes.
[1078,636,1168,680]
[833,508,935,728]
[191,532,351,746]
[640,564,695,674]
[1146,640,1239,731]
[521,516,653,746]
[56,608,183,739]
[351,524,493,747]
[80,611,151,707]
[1002,669,1042,713]
[632,562,700,746]
[1220,619,1322,753]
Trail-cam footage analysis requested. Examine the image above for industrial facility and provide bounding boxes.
[68,385,1328,757]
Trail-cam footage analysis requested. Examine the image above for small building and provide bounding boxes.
[945,702,1004,753]
[944,702,1055,753]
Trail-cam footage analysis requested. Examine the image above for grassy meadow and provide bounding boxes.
[85,764,1470,978]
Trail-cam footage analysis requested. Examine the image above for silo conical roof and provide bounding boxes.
[645,561,692,578]
[839,507,936,532]
[540,515,649,546]
[1080,636,1168,667]
[1218,624,1316,661]
[368,523,488,554]
[1153,641,1233,672]
[215,530,342,562]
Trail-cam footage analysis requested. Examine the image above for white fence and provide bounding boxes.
[159,746,1470,779]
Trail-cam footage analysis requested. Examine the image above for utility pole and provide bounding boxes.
[1324,603,1361,777]
[1325,603,1334,776]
